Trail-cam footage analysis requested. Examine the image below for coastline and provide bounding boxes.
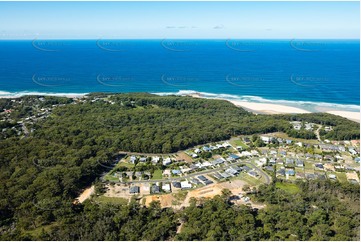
[185,92,360,123]
[1,90,359,123]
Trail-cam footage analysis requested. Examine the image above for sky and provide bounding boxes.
[0,1,359,39]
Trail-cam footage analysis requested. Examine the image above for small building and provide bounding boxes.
[197,175,207,181]
[212,172,223,179]
[225,167,239,176]
[328,174,337,180]
[163,157,172,166]
[162,183,171,192]
[229,154,241,160]
[277,169,286,176]
[202,146,211,152]
[248,170,259,178]
[130,155,137,164]
[129,186,140,194]
[151,184,160,194]
[190,178,201,185]
[152,156,160,164]
[172,182,181,188]
[212,158,225,166]
[285,169,295,176]
[172,169,182,175]
[139,157,147,162]
[180,181,192,189]
[264,166,274,172]
[243,137,251,143]
[219,172,231,178]
[295,159,304,167]
[242,166,251,172]
[285,158,294,166]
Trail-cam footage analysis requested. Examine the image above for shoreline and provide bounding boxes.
[1,90,359,123]
[186,93,360,123]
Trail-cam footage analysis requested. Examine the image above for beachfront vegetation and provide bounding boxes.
[0,93,359,240]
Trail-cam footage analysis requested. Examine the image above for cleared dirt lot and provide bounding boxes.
[144,179,265,209]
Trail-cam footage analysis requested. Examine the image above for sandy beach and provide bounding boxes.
[325,111,360,123]
[228,100,311,114]
[187,93,360,123]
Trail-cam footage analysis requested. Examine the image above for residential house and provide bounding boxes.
[172,170,181,176]
[172,182,181,188]
[243,137,251,144]
[130,155,137,164]
[152,156,160,164]
[228,154,241,160]
[180,181,192,189]
[225,167,239,176]
[222,142,231,147]
[295,159,304,167]
[162,183,171,192]
[260,136,272,144]
[277,158,284,165]
[151,184,160,194]
[212,172,223,180]
[285,158,294,166]
[285,169,295,176]
[219,172,231,178]
[315,163,324,170]
[285,139,293,145]
[242,166,251,172]
[328,174,336,179]
[212,158,225,166]
[248,170,259,178]
[129,186,140,194]
[163,157,172,166]
[264,166,274,172]
[277,169,286,176]
[190,178,201,185]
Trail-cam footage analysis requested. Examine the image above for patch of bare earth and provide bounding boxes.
[76,185,95,203]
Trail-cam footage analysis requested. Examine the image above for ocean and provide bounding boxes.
[0,39,359,111]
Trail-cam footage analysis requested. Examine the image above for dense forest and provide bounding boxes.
[0,93,359,240]
[1,180,358,241]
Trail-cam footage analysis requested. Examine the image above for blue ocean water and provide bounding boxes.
[0,39,359,110]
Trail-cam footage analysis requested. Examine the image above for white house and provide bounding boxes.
[163,157,172,166]
[162,183,171,192]
[180,181,192,189]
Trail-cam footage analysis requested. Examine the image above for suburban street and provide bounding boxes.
[122,160,271,185]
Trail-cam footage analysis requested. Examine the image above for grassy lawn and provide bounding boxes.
[117,161,134,169]
[152,169,163,180]
[104,174,120,182]
[335,172,347,183]
[304,162,315,170]
[236,173,263,186]
[231,139,248,149]
[94,196,128,205]
[275,182,301,194]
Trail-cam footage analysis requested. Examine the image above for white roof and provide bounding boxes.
[180,181,192,188]
[162,184,171,191]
